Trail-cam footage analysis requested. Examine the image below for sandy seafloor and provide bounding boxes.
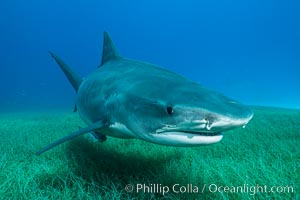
[0,106,299,199]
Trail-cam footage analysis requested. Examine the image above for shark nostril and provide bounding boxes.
[205,115,215,124]
[204,117,211,130]
[204,114,218,130]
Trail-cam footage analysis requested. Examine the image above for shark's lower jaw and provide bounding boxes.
[147,131,223,146]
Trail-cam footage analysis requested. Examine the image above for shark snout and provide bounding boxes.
[206,108,254,132]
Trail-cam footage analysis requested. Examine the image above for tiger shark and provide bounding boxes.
[36,32,253,155]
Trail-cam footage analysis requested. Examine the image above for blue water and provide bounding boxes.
[1,0,300,112]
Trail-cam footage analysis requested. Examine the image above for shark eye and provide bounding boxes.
[166,106,174,115]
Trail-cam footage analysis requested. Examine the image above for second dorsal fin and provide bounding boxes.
[100,32,120,66]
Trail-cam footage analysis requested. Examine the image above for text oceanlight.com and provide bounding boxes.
[124,183,294,196]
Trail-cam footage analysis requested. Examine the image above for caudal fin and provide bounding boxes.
[49,51,82,92]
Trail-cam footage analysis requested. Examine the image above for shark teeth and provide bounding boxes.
[181,131,222,136]
[157,119,214,134]
[155,125,177,133]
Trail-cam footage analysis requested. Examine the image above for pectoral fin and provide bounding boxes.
[36,120,107,155]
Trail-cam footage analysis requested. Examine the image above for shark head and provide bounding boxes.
[95,32,254,147]
[109,65,254,147]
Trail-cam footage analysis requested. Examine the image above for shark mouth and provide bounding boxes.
[149,130,224,146]
[180,131,223,136]
[150,119,236,146]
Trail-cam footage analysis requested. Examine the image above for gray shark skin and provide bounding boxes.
[37,32,253,155]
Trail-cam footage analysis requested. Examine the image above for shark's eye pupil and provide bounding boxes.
[166,106,174,115]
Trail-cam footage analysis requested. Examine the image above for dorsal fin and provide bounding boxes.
[100,32,120,66]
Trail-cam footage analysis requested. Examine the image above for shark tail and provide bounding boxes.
[49,51,82,92]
